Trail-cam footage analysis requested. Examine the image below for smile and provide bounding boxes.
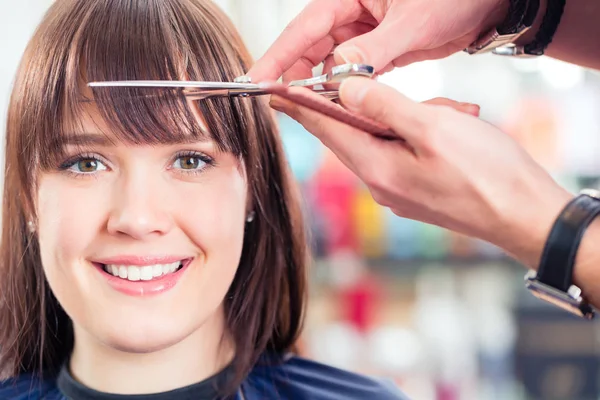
[102,261,183,282]
[91,256,194,296]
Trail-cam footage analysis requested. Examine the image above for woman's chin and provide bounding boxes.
[105,339,176,354]
[100,329,187,354]
[93,319,195,355]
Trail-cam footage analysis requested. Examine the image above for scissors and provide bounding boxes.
[88,63,373,100]
[87,63,396,138]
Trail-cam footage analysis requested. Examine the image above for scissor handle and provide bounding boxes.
[232,63,375,89]
[287,63,375,87]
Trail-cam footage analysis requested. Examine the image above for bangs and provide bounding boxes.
[35,0,253,169]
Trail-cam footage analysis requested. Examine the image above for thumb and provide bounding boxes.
[339,77,426,143]
[334,22,410,72]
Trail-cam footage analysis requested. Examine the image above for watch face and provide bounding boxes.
[526,278,595,320]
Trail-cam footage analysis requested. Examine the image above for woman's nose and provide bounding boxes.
[106,172,175,240]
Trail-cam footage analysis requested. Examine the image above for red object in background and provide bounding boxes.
[338,273,382,334]
[310,149,359,254]
[435,383,459,400]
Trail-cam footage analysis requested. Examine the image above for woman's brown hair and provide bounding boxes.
[0,0,307,394]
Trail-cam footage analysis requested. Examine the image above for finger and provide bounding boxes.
[423,97,480,117]
[270,94,296,113]
[333,18,416,72]
[339,77,428,144]
[391,43,466,68]
[378,62,396,75]
[281,22,376,83]
[331,21,375,43]
[246,0,364,82]
[282,35,335,84]
[321,54,339,91]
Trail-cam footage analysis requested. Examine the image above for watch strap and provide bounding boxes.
[497,0,530,34]
[523,0,566,55]
[537,192,600,292]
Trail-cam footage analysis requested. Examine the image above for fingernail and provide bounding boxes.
[335,46,366,64]
[459,102,480,115]
[339,77,372,111]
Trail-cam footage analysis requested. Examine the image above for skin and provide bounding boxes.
[35,105,247,394]
[248,0,600,81]
[247,0,510,82]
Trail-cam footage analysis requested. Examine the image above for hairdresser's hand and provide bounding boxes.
[247,0,509,82]
[271,78,574,267]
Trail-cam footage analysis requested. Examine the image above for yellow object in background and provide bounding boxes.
[352,186,385,258]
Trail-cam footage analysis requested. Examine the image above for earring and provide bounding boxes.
[27,220,35,233]
[246,211,255,223]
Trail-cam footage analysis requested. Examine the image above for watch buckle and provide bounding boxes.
[464,27,530,55]
[525,270,595,319]
[492,44,540,57]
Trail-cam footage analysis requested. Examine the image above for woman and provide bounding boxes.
[0,0,410,398]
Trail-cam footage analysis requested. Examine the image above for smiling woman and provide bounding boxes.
[0,0,407,399]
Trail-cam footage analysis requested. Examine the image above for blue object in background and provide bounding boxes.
[277,113,323,183]
[384,208,420,260]
[414,222,448,260]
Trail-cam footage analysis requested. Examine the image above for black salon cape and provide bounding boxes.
[0,353,410,399]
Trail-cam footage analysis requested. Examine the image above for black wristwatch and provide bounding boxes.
[525,189,600,320]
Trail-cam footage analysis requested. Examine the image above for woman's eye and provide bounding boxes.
[69,158,108,173]
[173,155,208,171]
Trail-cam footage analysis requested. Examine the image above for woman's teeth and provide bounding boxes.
[103,262,182,281]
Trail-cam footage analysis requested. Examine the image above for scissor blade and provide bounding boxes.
[88,80,261,90]
[87,81,342,100]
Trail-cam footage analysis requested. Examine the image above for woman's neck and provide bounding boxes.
[68,309,235,395]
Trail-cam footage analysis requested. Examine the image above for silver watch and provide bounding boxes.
[465,0,540,55]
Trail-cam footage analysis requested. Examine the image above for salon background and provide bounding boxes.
[2,1,600,399]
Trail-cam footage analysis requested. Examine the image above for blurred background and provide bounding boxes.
[3,1,600,399]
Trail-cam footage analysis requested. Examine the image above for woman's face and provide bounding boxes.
[35,106,248,353]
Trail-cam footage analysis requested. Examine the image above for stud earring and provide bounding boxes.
[27,220,35,233]
[246,211,255,223]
